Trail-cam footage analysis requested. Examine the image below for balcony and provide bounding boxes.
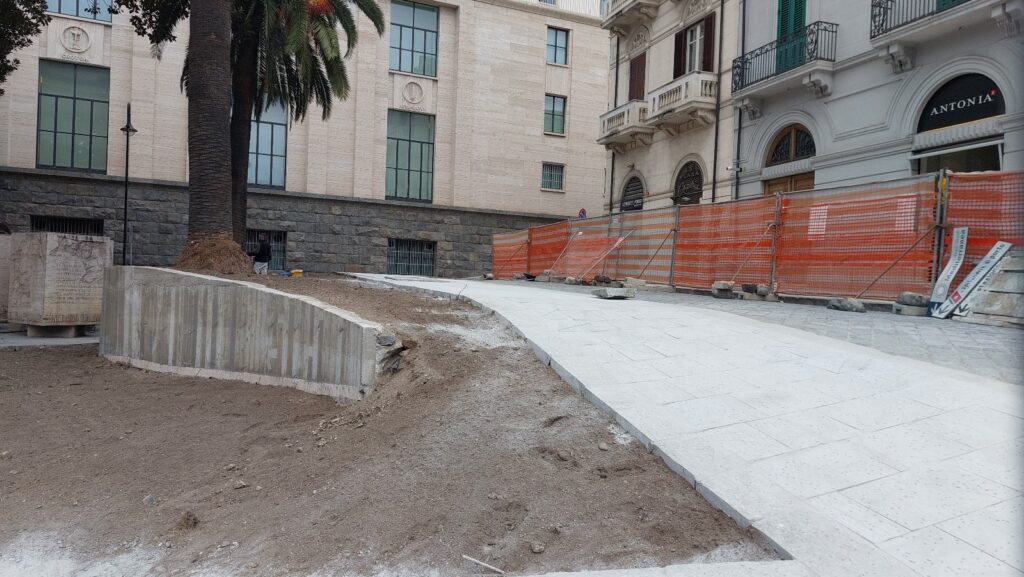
[598,100,655,150]
[731,21,839,102]
[601,0,665,34]
[869,0,1019,70]
[648,72,717,132]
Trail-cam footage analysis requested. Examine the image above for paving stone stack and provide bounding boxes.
[955,250,1024,329]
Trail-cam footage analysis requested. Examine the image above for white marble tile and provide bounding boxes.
[938,496,1024,571]
[881,526,1021,577]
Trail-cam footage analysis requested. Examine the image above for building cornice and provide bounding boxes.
[474,0,602,25]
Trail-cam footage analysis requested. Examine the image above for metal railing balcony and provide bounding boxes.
[598,100,654,146]
[731,21,839,94]
[648,71,717,121]
[870,0,976,37]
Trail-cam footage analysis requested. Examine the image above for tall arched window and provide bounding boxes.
[763,124,816,195]
[766,124,815,166]
[620,176,645,212]
[673,162,703,205]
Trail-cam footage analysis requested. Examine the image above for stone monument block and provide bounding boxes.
[8,233,113,327]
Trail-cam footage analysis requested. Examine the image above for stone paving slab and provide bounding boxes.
[363,276,1024,577]
[500,281,1024,386]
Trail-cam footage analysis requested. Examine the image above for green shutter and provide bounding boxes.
[776,0,806,73]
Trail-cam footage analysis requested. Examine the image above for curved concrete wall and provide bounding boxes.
[100,267,381,400]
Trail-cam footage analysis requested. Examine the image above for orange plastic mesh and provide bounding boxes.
[775,176,938,299]
[599,208,677,284]
[527,221,570,276]
[550,232,628,281]
[672,196,776,289]
[491,229,529,279]
[943,171,1024,287]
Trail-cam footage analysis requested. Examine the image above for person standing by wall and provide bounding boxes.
[250,233,272,275]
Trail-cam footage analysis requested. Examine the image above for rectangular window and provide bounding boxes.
[673,14,716,78]
[389,0,438,77]
[37,61,109,172]
[541,163,564,190]
[546,27,568,65]
[386,109,435,202]
[387,238,436,276]
[30,215,104,235]
[544,94,566,134]
[248,102,288,188]
[245,229,288,271]
[686,22,703,74]
[47,0,112,21]
[538,0,556,4]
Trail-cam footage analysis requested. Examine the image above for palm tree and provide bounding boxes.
[186,0,233,237]
[115,0,385,243]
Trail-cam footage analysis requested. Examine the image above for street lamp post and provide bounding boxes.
[120,103,137,266]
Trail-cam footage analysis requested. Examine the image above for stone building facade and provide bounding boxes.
[0,0,607,274]
[598,0,739,211]
[730,0,1023,198]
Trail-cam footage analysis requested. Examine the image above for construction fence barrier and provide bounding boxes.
[491,170,1024,301]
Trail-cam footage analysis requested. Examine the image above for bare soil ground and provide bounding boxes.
[0,274,776,576]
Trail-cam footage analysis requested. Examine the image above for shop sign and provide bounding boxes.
[918,74,1005,133]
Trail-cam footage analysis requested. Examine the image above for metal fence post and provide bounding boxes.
[769,192,782,290]
[668,209,680,287]
[931,169,949,285]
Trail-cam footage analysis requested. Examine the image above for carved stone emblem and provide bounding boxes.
[630,26,649,52]
[402,81,424,105]
[60,26,91,54]
[685,0,709,19]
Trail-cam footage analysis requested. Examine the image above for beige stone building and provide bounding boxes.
[0,0,610,275]
[598,0,737,211]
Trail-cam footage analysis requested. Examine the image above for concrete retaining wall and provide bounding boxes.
[100,267,382,400]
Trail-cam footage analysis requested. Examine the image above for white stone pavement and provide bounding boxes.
[361,275,1024,577]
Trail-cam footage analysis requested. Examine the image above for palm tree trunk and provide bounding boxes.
[186,0,233,236]
[230,21,260,245]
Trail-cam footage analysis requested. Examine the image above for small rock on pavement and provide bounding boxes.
[225,463,237,471]
[598,442,609,451]
[564,276,580,285]
[896,291,929,307]
[592,287,636,300]
[233,480,249,490]
[142,495,157,506]
[530,542,546,554]
[484,273,495,280]
[556,450,571,461]
[827,297,866,313]
[712,280,735,291]
[376,334,397,347]
[756,284,771,296]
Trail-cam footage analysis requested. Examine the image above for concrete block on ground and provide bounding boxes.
[564,276,580,285]
[828,297,866,313]
[624,277,646,288]
[712,280,736,299]
[896,292,929,307]
[592,287,637,300]
[892,303,928,316]
[641,283,675,293]
[741,283,758,294]
[100,267,382,401]
[756,284,772,296]
[7,233,112,326]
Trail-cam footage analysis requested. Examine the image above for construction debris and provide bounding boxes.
[827,297,866,313]
[592,288,636,300]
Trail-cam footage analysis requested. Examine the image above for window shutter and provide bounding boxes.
[702,12,715,72]
[777,0,791,38]
[673,31,685,78]
[629,54,646,100]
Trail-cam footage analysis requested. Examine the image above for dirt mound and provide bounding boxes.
[175,232,251,274]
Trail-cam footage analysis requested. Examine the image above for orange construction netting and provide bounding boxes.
[550,231,628,281]
[943,171,1024,288]
[775,175,938,299]
[672,196,776,289]
[527,221,570,276]
[491,229,529,279]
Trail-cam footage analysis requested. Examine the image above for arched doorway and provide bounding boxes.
[913,73,1005,174]
[620,176,645,212]
[763,124,815,195]
[674,161,703,205]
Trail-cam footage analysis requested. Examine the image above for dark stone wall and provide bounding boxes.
[0,167,559,278]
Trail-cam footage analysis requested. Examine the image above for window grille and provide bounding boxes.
[37,61,110,172]
[542,163,564,190]
[387,239,436,276]
[389,0,439,76]
[30,215,104,236]
[244,229,288,271]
